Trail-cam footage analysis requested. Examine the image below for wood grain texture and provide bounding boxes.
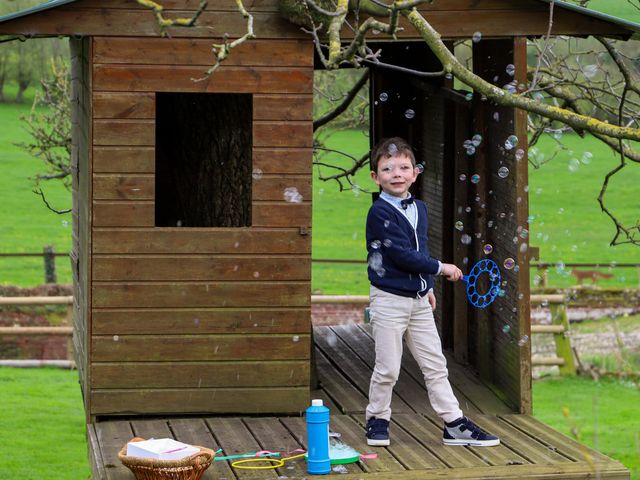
[93,119,155,146]
[91,360,310,388]
[91,308,310,335]
[94,37,313,67]
[92,255,310,281]
[93,65,313,94]
[92,201,311,227]
[253,121,312,147]
[93,92,155,119]
[254,94,313,121]
[90,387,309,415]
[92,228,311,254]
[93,174,154,200]
[91,281,309,308]
[93,147,155,173]
[91,334,310,361]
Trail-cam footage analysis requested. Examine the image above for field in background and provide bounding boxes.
[533,376,640,480]
[0,85,72,286]
[0,367,91,480]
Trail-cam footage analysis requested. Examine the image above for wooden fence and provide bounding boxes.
[0,296,74,367]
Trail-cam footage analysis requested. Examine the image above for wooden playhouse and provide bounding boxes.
[0,1,636,478]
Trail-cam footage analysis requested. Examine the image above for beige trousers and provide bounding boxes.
[366,286,463,424]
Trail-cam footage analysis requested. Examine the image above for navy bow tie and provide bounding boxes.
[400,197,414,210]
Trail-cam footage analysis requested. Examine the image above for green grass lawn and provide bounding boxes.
[0,367,90,480]
[0,85,72,287]
[533,376,640,480]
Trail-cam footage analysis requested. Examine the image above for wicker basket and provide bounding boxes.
[118,438,215,480]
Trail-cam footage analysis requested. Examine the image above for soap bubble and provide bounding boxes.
[465,206,472,213]
[252,168,263,180]
[387,144,398,156]
[503,81,517,93]
[292,335,300,342]
[461,234,472,245]
[472,31,482,42]
[368,252,385,277]
[384,220,390,228]
[383,239,392,247]
[370,240,382,249]
[568,158,580,172]
[515,149,525,161]
[498,166,509,178]
[466,146,476,155]
[283,186,303,203]
[379,92,388,102]
[445,72,453,80]
[506,64,515,76]
[471,134,483,147]
[351,184,361,197]
[465,93,473,101]
[493,112,500,122]
[503,258,516,269]
[416,163,425,173]
[581,152,593,164]
[455,221,464,231]
[505,135,518,150]
[113,335,119,342]
[253,271,260,278]
[459,174,467,181]
[502,325,511,333]
[483,244,493,255]
[583,64,598,79]
[498,289,506,297]
[405,109,415,119]
[519,228,529,239]
[517,335,529,347]
[463,139,473,149]
[471,174,480,184]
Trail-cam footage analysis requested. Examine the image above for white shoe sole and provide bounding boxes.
[443,438,500,447]
[367,438,390,446]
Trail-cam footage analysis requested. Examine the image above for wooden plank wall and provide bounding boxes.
[471,38,531,413]
[0,0,630,40]
[70,36,92,416]
[89,28,314,416]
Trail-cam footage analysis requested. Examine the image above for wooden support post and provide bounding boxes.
[43,245,57,284]
[549,302,576,376]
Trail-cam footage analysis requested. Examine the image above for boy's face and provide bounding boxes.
[371,154,418,198]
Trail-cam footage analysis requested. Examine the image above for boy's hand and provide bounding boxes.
[427,290,437,311]
[441,263,462,281]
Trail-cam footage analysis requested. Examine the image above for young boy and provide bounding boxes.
[364,137,499,447]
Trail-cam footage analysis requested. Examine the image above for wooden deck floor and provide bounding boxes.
[89,324,629,479]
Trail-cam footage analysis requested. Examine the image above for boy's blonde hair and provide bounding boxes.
[370,137,416,173]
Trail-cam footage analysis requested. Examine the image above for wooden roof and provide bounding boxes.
[1,0,639,42]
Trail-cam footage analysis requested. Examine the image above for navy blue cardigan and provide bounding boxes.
[366,197,440,297]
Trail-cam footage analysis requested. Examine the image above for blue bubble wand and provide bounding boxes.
[461,259,501,309]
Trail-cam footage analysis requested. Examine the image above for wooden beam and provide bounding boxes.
[0,296,73,305]
[531,325,565,334]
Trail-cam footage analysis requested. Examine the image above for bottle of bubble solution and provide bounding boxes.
[306,399,331,475]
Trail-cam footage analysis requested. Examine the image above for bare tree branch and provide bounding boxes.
[314,70,369,131]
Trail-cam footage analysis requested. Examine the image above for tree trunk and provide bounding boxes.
[155,92,253,227]
[15,80,30,103]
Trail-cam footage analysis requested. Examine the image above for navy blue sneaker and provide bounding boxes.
[443,417,500,447]
[366,417,390,446]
